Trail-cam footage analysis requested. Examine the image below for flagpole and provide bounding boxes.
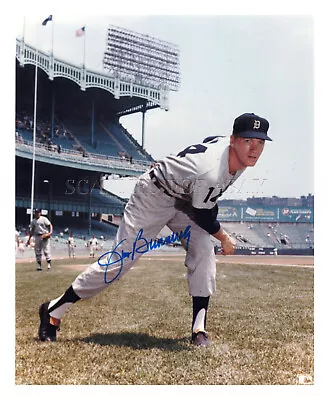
[51,16,54,57]
[23,15,26,40]
[83,25,86,68]
[51,17,55,139]
[20,16,26,65]
[30,26,38,223]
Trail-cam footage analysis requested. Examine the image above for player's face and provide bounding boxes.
[230,136,265,169]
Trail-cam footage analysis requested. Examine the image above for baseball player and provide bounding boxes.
[67,233,76,258]
[26,209,53,271]
[89,235,98,258]
[37,113,272,345]
[15,229,20,253]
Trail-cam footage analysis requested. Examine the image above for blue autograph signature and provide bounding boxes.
[98,225,191,284]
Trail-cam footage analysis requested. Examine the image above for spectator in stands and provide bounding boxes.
[47,138,53,151]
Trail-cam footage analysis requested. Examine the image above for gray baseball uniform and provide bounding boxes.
[69,136,245,301]
[43,112,271,346]
[67,236,76,258]
[89,237,98,258]
[30,215,52,263]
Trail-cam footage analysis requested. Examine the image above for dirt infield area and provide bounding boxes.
[144,254,314,267]
[42,254,314,272]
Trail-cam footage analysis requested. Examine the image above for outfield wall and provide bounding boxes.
[214,246,314,256]
[217,205,313,223]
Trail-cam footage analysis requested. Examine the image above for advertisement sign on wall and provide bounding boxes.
[217,205,313,223]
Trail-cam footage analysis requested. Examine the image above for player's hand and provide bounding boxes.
[213,228,235,255]
[220,234,235,255]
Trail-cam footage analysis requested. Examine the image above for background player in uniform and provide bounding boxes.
[26,209,53,271]
[37,113,272,345]
[89,235,98,258]
[15,229,20,254]
[67,233,76,258]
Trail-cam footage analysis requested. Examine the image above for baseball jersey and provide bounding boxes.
[154,136,245,209]
[89,238,98,246]
[67,237,75,246]
[30,216,51,235]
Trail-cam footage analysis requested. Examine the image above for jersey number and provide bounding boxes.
[177,144,207,157]
[177,143,224,203]
[203,187,224,203]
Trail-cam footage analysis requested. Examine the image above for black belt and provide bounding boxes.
[149,170,173,198]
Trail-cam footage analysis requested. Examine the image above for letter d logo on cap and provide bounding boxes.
[253,120,261,129]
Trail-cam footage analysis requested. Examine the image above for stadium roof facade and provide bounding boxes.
[16,37,174,115]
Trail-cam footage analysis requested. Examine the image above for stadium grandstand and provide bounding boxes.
[15,25,180,249]
[216,195,314,255]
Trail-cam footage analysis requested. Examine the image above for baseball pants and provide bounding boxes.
[90,245,97,257]
[72,171,217,299]
[34,236,51,263]
[68,245,75,257]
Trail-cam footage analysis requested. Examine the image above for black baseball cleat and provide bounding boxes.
[38,302,60,342]
[192,331,211,347]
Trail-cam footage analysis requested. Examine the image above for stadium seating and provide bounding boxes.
[221,222,314,249]
[92,188,126,207]
[16,108,154,164]
[52,217,118,241]
[107,122,153,162]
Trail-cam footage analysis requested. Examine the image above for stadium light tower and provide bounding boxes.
[103,25,180,92]
[103,25,180,147]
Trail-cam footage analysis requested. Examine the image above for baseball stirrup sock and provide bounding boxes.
[48,285,81,319]
[192,296,210,334]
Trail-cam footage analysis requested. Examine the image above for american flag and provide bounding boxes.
[42,15,53,26]
[76,26,85,37]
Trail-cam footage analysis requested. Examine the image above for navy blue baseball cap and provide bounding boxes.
[34,209,41,213]
[233,113,272,141]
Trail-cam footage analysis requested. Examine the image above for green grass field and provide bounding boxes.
[15,256,313,385]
